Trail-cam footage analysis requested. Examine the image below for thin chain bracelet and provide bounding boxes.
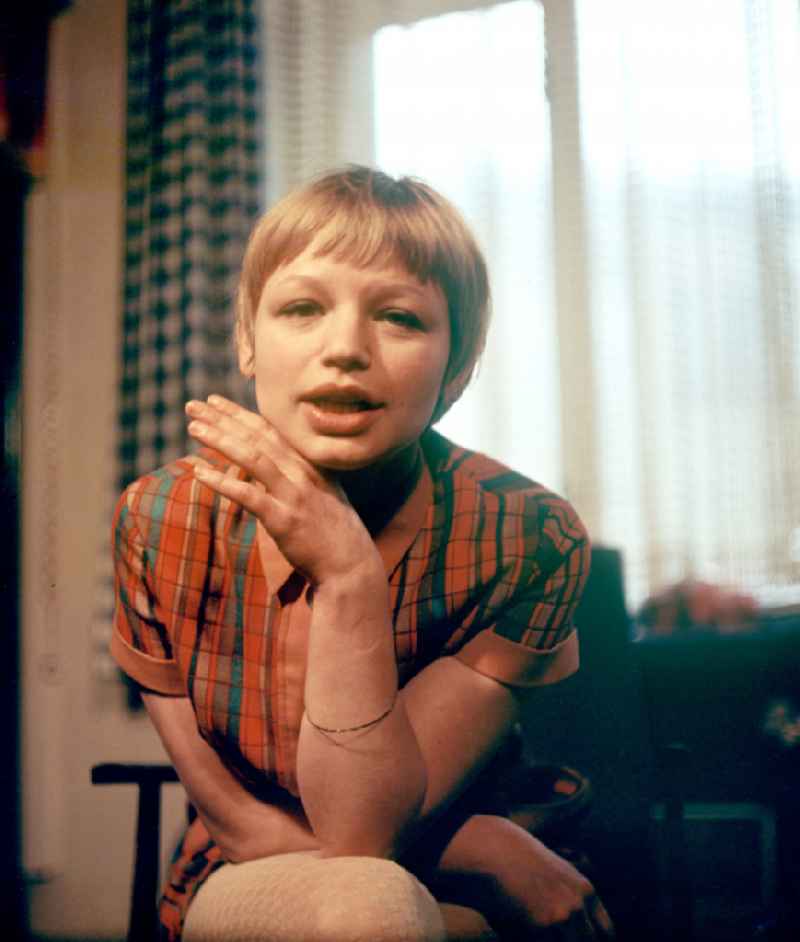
[305,690,398,735]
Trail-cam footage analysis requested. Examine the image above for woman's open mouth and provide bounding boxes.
[301,388,385,435]
[310,398,380,414]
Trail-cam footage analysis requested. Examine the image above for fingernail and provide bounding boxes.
[188,421,206,435]
[195,465,210,479]
[208,394,223,407]
[186,400,202,415]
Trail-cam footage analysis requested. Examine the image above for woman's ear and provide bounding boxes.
[236,320,255,377]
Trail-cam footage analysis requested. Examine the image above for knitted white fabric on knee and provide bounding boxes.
[183,851,447,942]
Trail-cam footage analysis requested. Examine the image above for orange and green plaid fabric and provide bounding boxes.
[111,428,590,939]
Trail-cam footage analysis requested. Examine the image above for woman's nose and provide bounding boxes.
[320,309,371,371]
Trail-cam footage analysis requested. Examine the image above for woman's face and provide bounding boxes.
[240,245,450,471]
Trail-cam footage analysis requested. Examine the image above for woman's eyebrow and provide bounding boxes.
[267,274,325,292]
[268,273,434,301]
[368,281,434,301]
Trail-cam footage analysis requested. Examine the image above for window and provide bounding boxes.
[373,0,800,606]
[264,0,800,607]
[374,1,563,490]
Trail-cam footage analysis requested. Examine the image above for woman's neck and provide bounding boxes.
[336,442,423,535]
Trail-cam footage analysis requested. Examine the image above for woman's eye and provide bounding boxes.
[281,300,320,317]
[381,309,425,330]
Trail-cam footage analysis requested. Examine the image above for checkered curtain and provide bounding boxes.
[119,0,262,491]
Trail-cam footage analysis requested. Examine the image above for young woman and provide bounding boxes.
[112,166,612,940]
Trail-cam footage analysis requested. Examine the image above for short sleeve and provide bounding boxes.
[454,505,590,688]
[110,486,185,695]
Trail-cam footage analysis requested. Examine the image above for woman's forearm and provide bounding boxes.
[142,692,318,863]
[296,562,427,858]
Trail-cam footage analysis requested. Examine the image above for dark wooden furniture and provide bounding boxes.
[91,764,180,942]
[638,621,800,941]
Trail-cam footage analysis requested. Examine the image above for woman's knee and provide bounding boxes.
[314,856,446,941]
[184,851,446,942]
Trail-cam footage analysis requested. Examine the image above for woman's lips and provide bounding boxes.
[302,400,384,435]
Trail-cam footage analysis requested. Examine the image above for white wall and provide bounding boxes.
[22,2,186,938]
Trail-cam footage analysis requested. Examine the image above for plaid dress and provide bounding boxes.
[111,429,590,939]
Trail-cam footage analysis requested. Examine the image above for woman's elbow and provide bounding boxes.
[319,768,428,861]
[316,823,413,862]
[316,835,397,861]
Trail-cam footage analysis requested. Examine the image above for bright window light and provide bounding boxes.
[373,2,562,489]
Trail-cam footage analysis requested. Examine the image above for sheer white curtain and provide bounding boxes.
[261,0,800,607]
[375,2,562,489]
[573,0,800,603]
[260,0,374,198]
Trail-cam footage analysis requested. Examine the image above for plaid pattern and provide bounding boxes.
[159,826,225,942]
[400,433,588,660]
[119,0,262,492]
[111,430,589,939]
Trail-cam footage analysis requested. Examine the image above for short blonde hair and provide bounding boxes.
[236,166,490,421]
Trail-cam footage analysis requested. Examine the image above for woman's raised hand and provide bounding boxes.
[185,395,380,585]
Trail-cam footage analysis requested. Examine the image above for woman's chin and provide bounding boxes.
[266,415,418,475]
[313,456,376,474]
[305,440,418,477]
[293,438,383,474]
